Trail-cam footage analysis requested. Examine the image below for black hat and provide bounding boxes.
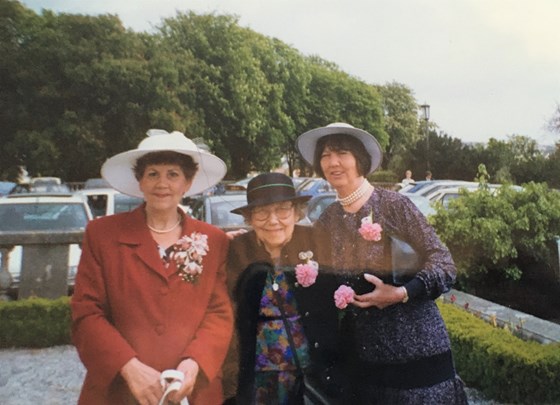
[231,173,311,215]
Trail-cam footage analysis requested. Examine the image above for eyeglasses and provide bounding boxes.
[251,203,294,221]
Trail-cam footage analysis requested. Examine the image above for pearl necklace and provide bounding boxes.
[147,217,182,234]
[336,179,371,206]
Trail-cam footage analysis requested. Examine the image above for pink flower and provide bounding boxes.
[295,262,318,287]
[359,221,383,241]
[334,285,355,309]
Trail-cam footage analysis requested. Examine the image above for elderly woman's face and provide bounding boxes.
[319,146,360,189]
[249,201,296,257]
[139,164,192,211]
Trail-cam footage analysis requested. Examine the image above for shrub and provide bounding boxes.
[440,302,560,404]
[0,296,71,348]
[429,181,560,288]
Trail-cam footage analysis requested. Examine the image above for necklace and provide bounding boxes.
[147,217,182,234]
[336,179,372,206]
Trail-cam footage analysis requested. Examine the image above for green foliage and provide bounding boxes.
[440,302,560,404]
[368,169,398,183]
[0,296,71,348]
[430,180,560,287]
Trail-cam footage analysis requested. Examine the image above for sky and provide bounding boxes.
[21,0,560,145]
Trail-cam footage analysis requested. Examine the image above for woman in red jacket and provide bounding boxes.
[71,129,233,405]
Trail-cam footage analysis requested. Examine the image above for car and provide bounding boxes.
[76,188,144,217]
[400,193,436,217]
[10,182,72,194]
[426,184,521,208]
[189,193,249,230]
[0,193,93,298]
[303,192,336,223]
[295,177,334,197]
[83,178,111,189]
[0,181,16,196]
[407,180,477,198]
[302,191,436,224]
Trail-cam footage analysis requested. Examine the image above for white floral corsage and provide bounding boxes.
[295,250,319,287]
[169,232,209,283]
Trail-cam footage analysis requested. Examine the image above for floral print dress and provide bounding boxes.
[253,266,310,405]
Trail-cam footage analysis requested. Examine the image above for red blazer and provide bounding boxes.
[71,205,233,404]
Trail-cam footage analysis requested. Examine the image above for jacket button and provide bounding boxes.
[314,342,319,348]
[305,312,310,317]
[155,324,165,335]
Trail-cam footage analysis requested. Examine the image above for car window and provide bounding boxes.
[85,194,108,217]
[114,194,143,214]
[210,200,246,227]
[306,195,336,222]
[0,203,89,231]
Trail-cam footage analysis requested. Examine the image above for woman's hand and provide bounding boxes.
[167,358,200,403]
[120,357,163,405]
[352,273,407,309]
[226,228,248,240]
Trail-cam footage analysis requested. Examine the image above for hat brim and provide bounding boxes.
[296,125,383,174]
[231,195,312,215]
[101,148,226,198]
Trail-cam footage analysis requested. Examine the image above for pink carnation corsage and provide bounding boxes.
[334,285,355,309]
[295,250,319,287]
[359,211,383,241]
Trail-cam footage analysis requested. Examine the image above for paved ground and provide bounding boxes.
[0,345,501,404]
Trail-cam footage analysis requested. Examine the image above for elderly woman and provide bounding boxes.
[227,173,339,405]
[71,130,233,405]
[296,123,467,404]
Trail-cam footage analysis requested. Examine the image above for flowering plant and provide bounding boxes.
[169,232,209,283]
[358,210,383,241]
[334,285,355,309]
[295,250,319,287]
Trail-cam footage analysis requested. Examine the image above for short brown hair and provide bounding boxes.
[133,151,198,181]
[312,134,371,178]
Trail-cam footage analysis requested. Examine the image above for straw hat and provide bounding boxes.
[101,129,226,198]
[295,122,383,174]
[231,173,311,215]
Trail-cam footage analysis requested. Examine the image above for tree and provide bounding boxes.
[158,12,288,178]
[376,82,420,170]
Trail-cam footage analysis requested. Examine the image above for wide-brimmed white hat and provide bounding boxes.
[295,122,383,174]
[101,129,226,198]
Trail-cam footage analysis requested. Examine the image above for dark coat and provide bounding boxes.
[227,225,340,404]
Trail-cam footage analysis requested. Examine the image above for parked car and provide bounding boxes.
[0,193,93,298]
[10,182,71,194]
[408,180,477,198]
[189,193,249,230]
[400,193,436,217]
[0,181,15,196]
[76,188,144,217]
[303,192,336,223]
[302,191,435,224]
[83,178,111,189]
[296,177,334,197]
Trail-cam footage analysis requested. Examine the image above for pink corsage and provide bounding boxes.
[334,285,355,309]
[295,251,318,287]
[169,232,209,283]
[359,210,383,241]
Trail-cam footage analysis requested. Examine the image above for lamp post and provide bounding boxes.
[420,104,430,171]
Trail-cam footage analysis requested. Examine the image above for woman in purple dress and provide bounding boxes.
[296,123,467,404]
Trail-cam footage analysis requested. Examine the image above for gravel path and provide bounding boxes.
[0,345,500,404]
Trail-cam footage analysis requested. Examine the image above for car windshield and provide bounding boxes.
[0,203,89,231]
